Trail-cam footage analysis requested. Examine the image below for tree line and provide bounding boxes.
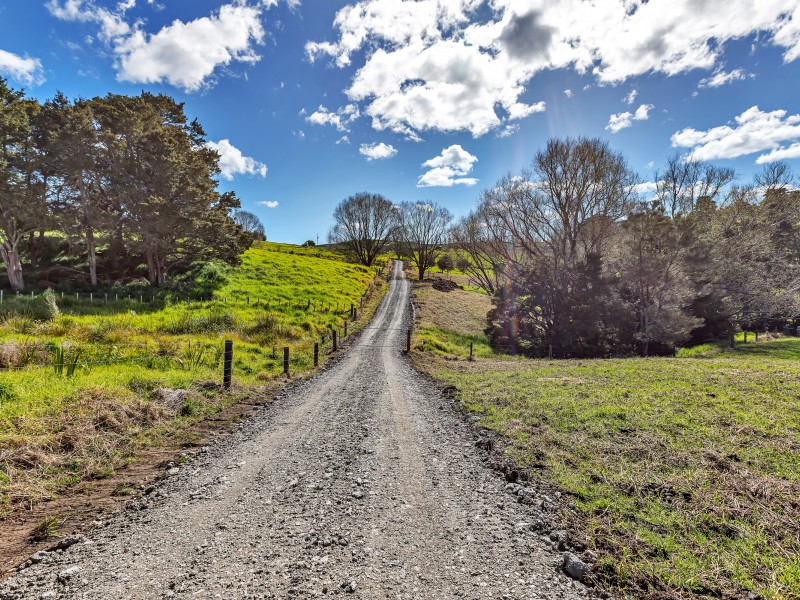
[330,137,800,356]
[0,78,259,292]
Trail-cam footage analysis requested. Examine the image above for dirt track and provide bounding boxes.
[1,261,589,599]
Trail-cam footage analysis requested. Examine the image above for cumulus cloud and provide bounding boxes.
[307,0,800,138]
[206,139,268,180]
[417,144,478,188]
[359,142,397,161]
[672,105,800,163]
[606,104,654,133]
[258,200,280,208]
[756,143,800,164]
[563,89,573,99]
[47,0,131,42]
[306,104,359,131]
[47,0,275,91]
[698,67,750,88]
[0,49,45,86]
[496,124,519,138]
[624,89,638,105]
[632,181,659,195]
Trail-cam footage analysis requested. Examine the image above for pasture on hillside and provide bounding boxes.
[411,274,800,600]
[0,242,386,516]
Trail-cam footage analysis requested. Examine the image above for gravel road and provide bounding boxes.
[1,262,590,599]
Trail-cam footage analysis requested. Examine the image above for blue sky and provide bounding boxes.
[2,0,800,243]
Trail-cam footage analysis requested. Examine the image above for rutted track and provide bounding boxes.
[0,261,589,599]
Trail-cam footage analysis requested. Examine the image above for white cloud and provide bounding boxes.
[359,142,397,161]
[756,143,800,164]
[258,200,280,208]
[205,139,267,180]
[0,49,44,86]
[47,1,274,92]
[47,0,131,42]
[417,144,478,187]
[563,89,573,98]
[496,124,519,138]
[632,181,659,194]
[671,106,800,163]
[606,103,654,133]
[624,89,638,105]
[308,0,800,138]
[698,68,749,88]
[306,104,359,131]
[116,4,265,91]
[335,135,350,145]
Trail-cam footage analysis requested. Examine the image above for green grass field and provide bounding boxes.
[0,242,386,515]
[412,277,800,600]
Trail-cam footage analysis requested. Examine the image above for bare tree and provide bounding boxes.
[450,211,505,294]
[329,192,396,266]
[479,137,636,352]
[397,201,452,280]
[754,161,795,194]
[232,209,266,241]
[654,154,735,217]
[480,137,635,271]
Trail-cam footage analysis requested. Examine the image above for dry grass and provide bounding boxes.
[414,279,492,337]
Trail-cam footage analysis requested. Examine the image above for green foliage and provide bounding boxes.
[1,81,253,291]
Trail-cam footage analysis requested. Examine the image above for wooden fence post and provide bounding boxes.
[333,330,338,352]
[344,321,348,337]
[223,340,233,390]
[406,329,412,353]
[314,342,319,367]
[283,347,290,376]
[469,342,473,361]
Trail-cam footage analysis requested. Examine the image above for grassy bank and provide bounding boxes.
[411,276,800,599]
[0,242,387,517]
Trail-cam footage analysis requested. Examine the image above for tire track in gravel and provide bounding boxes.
[0,261,591,600]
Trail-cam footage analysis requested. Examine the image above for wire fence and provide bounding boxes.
[0,269,398,386]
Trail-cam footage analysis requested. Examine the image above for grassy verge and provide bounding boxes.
[411,276,800,599]
[0,243,388,517]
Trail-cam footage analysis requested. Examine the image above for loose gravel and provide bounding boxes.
[1,262,591,599]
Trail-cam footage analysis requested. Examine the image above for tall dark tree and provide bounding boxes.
[48,95,110,286]
[614,209,700,355]
[0,78,45,291]
[329,192,396,266]
[92,92,248,286]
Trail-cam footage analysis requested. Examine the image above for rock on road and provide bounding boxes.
[1,262,590,599]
